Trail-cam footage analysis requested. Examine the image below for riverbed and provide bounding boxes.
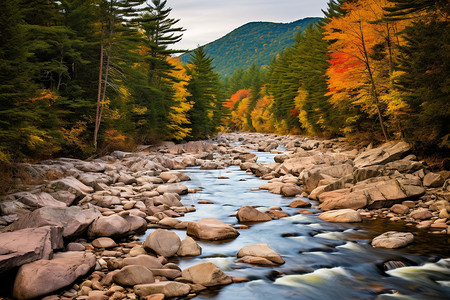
[142,150,450,300]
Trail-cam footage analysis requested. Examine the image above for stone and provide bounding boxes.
[143,229,181,257]
[47,177,93,199]
[92,237,117,249]
[410,208,432,220]
[118,172,137,185]
[237,244,284,264]
[353,141,411,168]
[187,218,239,241]
[6,206,101,239]
[181,262,232,287]
[423,172,445,188]
[156,184,188,195]
[144,294,165,300]
[0,226,63,273]
[288,199,311,208]
[87,291,108,300]
[134,282,190,298]
[13,251,96,300]
[390,204,410,215]
[149,193,183,207]
[66,242,85,251]
[318,209,362,223]
[371,231,414,249]
[236,256,277,266]
[113,265,154,286]
[5,192,66,210]
[159,172,190,182]
[148,268,181,279]
[280,184,303,197]
[88,213,146,238]
[177,236,202,256]
[158,217,181,228]
[236,206,272,222]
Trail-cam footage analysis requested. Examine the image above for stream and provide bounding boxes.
[141,150,450,299]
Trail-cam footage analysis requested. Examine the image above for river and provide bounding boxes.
[141,149,450,299]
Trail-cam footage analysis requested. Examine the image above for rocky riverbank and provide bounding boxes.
[0,132,449,299]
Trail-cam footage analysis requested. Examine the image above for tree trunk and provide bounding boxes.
[94,29,104,150]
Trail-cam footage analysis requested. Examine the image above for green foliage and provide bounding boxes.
[180,18,321,77]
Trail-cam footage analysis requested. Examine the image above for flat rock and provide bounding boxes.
[92,237,117,249]
[13,251,96,300]
[143,229,181,257]
[288,199,311,208]
[187,218,239,241]
[318,209,362,223]
[410,208,432,220]
[159,172,190,182]
[113,265,154,286]
[237,243,284,264]
[354,141,411,168]
[134,282,190,298]
[5,192,66,210]
[47,177,93,199]
[123,255,163,269]
[156,184,188,195]
[0,226,63,273]
[423,172,445,187]
[236,206,272,222]
[371,231,414,248]
[236,256,278,266]
[181,262,232,287]
[177,236,202,256]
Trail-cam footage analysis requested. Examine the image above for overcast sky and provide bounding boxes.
[164,0,330,50]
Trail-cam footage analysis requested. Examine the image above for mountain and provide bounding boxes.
[180,17,322,77]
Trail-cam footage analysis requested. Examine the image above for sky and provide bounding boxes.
[165,0,330,50]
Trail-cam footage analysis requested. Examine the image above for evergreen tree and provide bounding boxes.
[186,47,220,138]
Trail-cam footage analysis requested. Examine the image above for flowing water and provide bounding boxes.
[141,151,450,300]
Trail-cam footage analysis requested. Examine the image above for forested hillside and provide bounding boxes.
[180,17,321,77]
[224,0,449,153]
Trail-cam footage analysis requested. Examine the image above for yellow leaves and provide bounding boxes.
[132,105,148,115]
[61,121,88,152]
[30,89,58,104]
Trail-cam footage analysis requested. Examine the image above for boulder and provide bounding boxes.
[5,192,66,210]
[410,208,432,220]
[259,182,284,194]
[6,206,101,239]
[423,172,445,188]
[87,214,145,238]
[113,265,154,286]
[236,206,272,222]
[118,172,137,185]
[47,177,93,199]
[280,184,303,197]
[0,200,33,216]
[236,256,278,266]
[354,141,411,168]
[149,193,183,207]
[318,209,362,223]
[143,229,181,257]
[237,244,284,265]
[288,199,311,208]
[0,226,63,273]
[134,282,190,298]
[181,262,232,287]
[371,231,414,249]
[91,237,117,249]
[13,251,96,300]
[159,172,190,182]
[156,184,188,195]
[187,218,239,241]
[177,236,202,256]
[123,255,163,269]
[390,204,410,215]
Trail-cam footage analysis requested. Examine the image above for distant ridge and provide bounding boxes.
[180,17,322,77]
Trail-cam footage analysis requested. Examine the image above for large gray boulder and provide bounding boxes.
[187,218,239,241]
[371,231,414,248]
[0,226,63,273]
[354,141,411,168]
[13,251,96,300]
[181,262,232,287]
[143,229,181,257]
[5,206,101,239]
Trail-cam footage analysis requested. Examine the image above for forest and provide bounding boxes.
[0,0,449,169]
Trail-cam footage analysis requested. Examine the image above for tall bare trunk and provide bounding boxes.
[94,28,105,150]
